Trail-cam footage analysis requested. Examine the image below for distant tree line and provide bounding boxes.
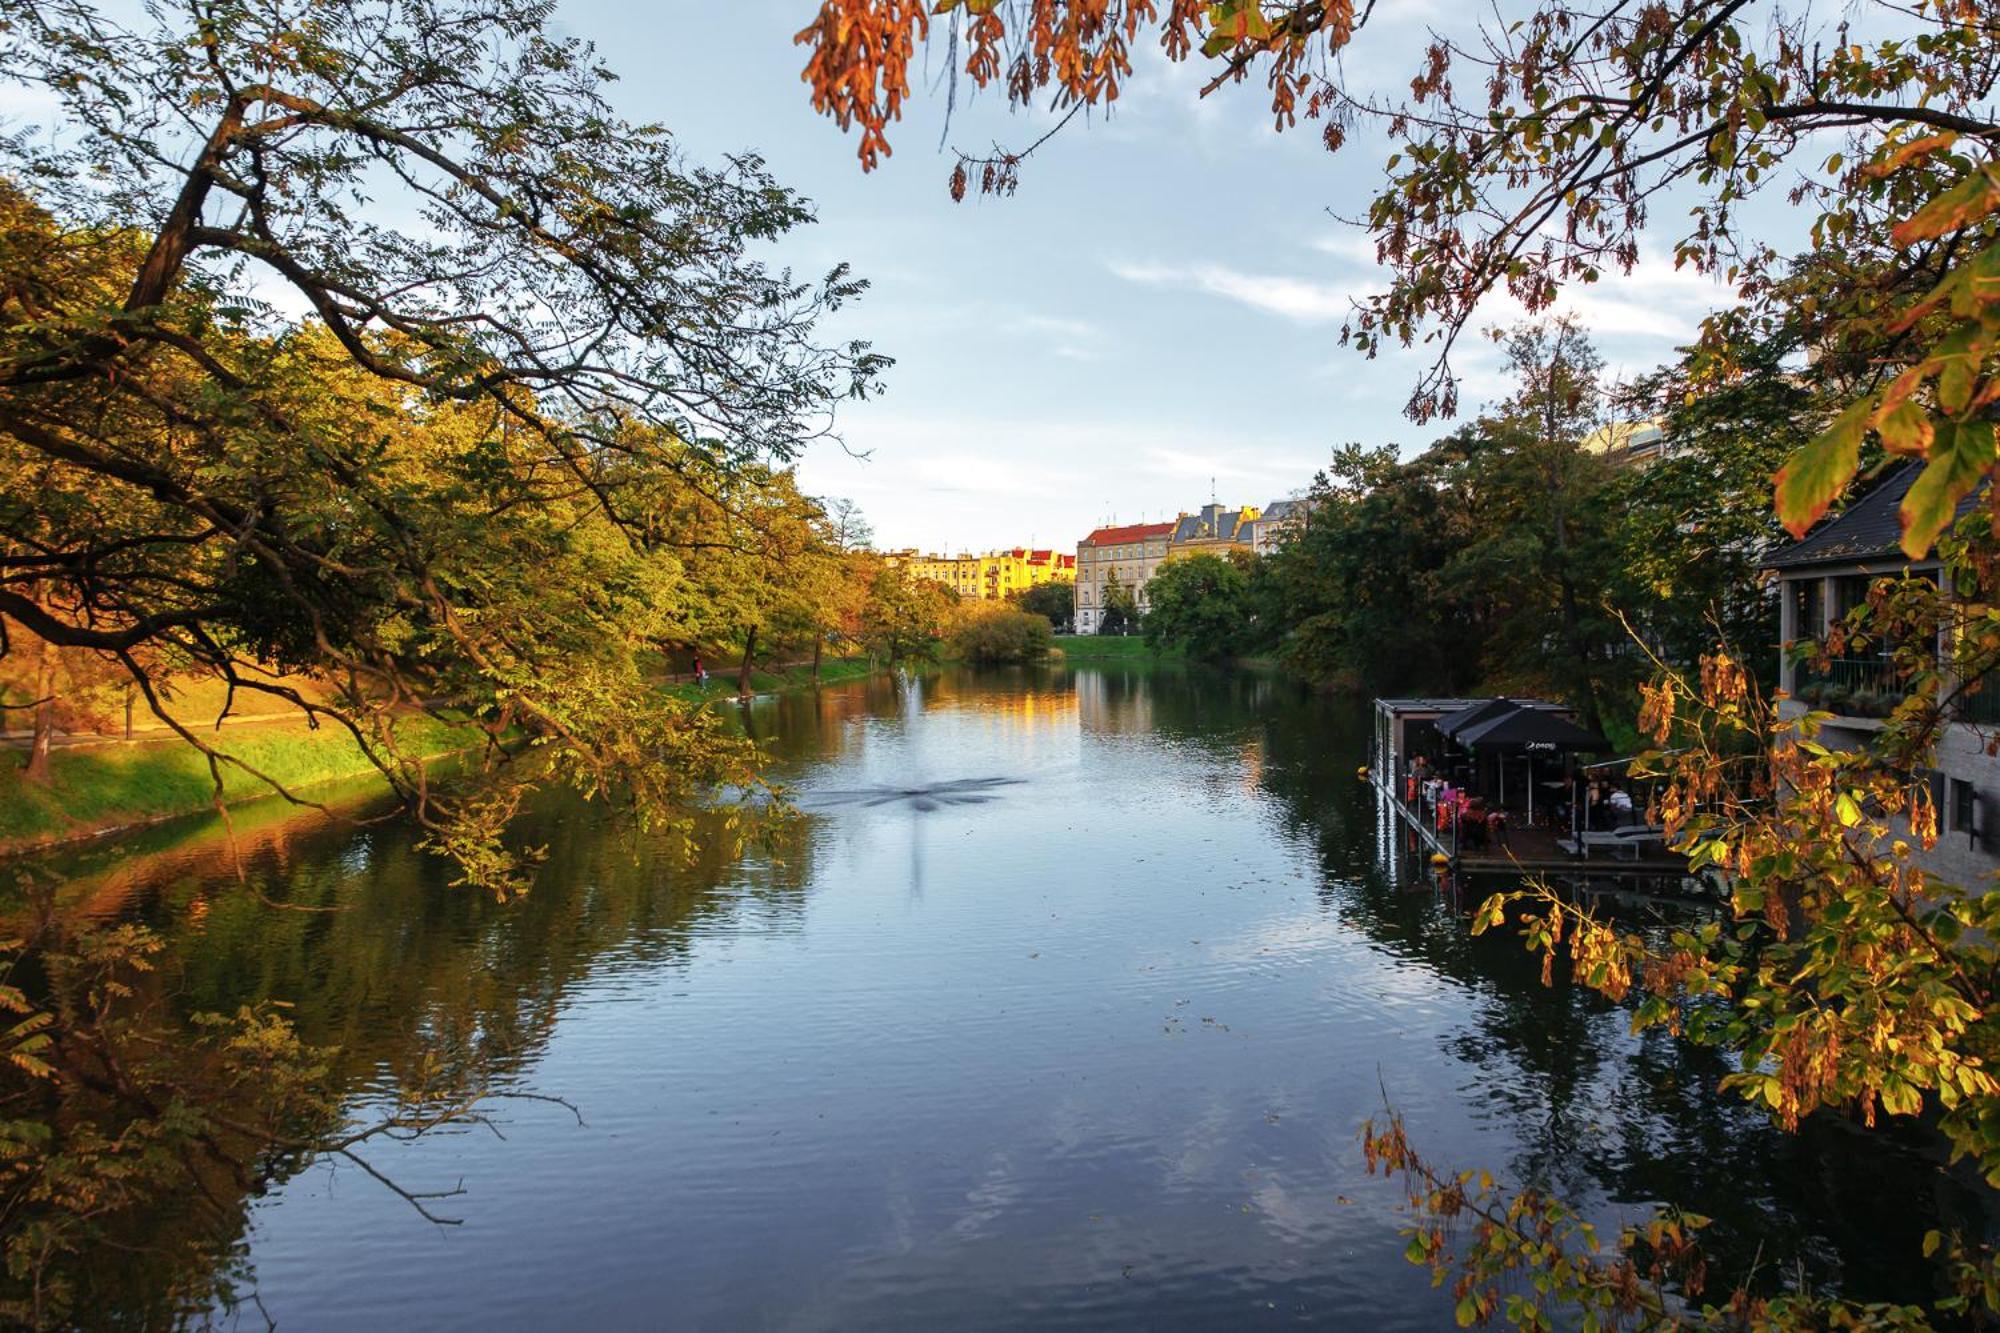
[1139,320,1824,738]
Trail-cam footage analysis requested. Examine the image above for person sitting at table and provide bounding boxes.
[1587,783,1613,830]
[1488,807,1510,848]
[1462,798,1489,850]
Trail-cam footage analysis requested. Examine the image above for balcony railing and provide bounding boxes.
[1957,673,2000,726]
[1794,657,1902,719]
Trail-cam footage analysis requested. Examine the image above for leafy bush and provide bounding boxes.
[949,606,1054,664]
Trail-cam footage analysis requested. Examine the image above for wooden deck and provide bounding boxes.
[1375,780,1688,879]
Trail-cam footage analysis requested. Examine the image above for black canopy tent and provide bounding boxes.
[1456,707,1609,824]
[1435,697,1521,742]
[1456,708,1607,752]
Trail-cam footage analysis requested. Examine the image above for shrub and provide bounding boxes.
[949,606,1054,664]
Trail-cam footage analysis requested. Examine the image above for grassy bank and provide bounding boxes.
[0,714,480,854]
[4,658,890,858]
[1050,634,1182,660]
[662,655,880,703]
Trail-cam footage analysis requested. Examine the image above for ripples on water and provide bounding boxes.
[33,665,1993,1331]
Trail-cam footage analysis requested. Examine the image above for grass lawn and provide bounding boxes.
[3,658,887,856]
[1050,634,1180,660]
[0,714,479,852]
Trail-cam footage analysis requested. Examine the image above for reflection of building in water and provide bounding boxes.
[1237,736,1266,794]
[1074,669,1156,735]
[943,681,1080,734]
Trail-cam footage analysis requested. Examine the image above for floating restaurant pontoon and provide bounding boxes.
[1371,697,1688,883]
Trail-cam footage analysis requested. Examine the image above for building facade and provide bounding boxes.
[1765,463,1998,883]
[1581,419,1669,469]
[1241,498,1311,554]
[898,548,1076,603]
[1074,521,1175,634]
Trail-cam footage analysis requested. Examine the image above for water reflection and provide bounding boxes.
[802,776,1024,812]
[11,663,1990,1329]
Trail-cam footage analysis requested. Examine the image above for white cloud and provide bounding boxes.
[1002,313,1106,361]
[1111,260,1360,324]
[794,410,1333,552]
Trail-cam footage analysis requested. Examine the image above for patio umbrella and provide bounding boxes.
[1456,708,1608,752]
[1459,707,1609,824]
[1436,697,1521,742]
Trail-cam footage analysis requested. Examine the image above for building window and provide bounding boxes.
[1789,579,1824,643]
[1833,574,1872,623]
[1953,778,1978,834]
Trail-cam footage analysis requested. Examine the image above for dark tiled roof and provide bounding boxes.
[1259,499,1308,521]
[1172,508,1247,543]
[1763,463,1971,571]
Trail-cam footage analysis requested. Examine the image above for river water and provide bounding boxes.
[32,665,1990,1328]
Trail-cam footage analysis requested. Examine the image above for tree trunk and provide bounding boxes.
[24,631,56,785]
[812,631,823,684]
[738,624,758,699]
[1556,568,1601,736]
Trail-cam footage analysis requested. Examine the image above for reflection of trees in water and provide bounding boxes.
[24,667,1991,1320]
[1235,681,1987,1306]
[160,788,818,1082]
[22,783,820,1326]
[1075,660,1283,749]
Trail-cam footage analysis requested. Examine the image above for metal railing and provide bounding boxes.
[1793,657,1902,719]
[1957,673,2000,726]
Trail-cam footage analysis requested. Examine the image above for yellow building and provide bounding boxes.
[1581,419,1668,468]
[900,548,1076,602]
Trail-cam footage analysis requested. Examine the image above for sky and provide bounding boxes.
[9,0,1754,557]
[551,1,1760,556]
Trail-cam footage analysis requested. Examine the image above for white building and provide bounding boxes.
[1765,463,1997,883]
[1242,497,1311,554]
[1074,521,1175,635]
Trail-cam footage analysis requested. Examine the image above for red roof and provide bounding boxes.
[1082,521,1175,546]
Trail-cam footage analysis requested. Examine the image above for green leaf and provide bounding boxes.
[1934,323,1985,415]
[1875,398,1934,457]
[1901,420,1996,557]
[1895,171,2000,245]
[1776,397,1871,537]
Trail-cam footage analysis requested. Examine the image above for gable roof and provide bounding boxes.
[1082,521,1175,546]
[1763,463,1976,571]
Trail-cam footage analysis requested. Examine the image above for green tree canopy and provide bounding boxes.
[1098,569,1138,636]
[861,569,957,664]
[1143,553,1253,660]
[1010,580,1074,631]
[0,0,886,887]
